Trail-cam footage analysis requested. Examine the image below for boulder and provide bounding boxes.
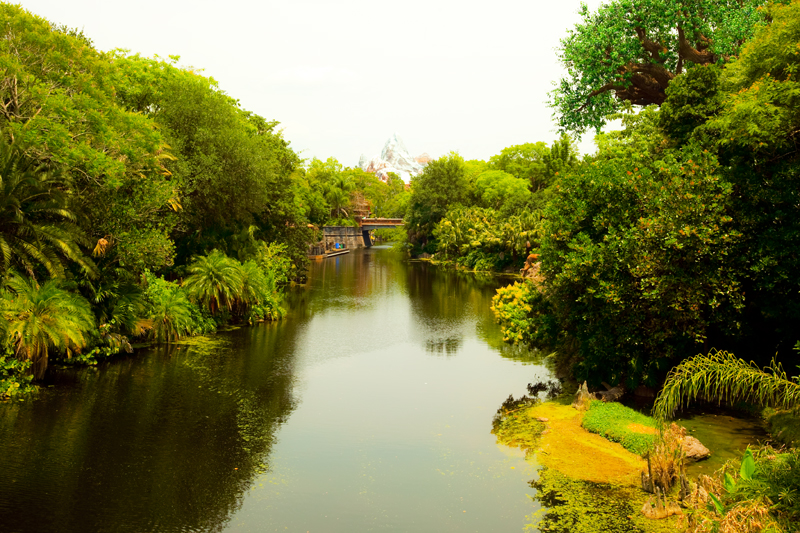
[682,435,711,461]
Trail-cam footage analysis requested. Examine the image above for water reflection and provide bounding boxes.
[0,246,547,533]
[0,325,299,533]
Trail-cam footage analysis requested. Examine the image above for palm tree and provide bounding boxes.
[147,287,195,343]
[0,138,97,279]
[1,272,95,379]
[653,349,800,421]
[182,250,244,314]
[238,260,270,310]
[325,186,351,219]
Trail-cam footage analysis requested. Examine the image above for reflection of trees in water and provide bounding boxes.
[407,262,519,356]
[0,324,300,533]
[425,336,463,356]
[287,247,409,320]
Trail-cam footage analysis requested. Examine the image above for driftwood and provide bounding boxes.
[572,381,626,409]
[641,486,682,519]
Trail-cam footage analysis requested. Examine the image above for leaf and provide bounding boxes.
[723,472,737,493]
[708,492,725,515]
[740,447,755,480]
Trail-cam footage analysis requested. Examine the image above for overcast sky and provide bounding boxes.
[18,0,606,166]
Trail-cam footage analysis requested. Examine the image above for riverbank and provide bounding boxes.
[510,399,681,532]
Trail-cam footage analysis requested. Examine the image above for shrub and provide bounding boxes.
[143,272,214,342]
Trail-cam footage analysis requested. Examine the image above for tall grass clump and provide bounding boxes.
[653,349,800,421]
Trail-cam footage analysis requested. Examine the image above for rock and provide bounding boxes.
[536,417,549,423]
[681,435,711,461]
[359,133,427,183]
[415,153,432,164]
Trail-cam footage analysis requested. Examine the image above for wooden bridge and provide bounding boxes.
[358,217,404,231]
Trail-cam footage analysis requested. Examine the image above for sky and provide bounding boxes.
[18,0,607,166]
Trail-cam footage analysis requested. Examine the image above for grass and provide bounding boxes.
[763,408,800,447]
[581,401,658,456]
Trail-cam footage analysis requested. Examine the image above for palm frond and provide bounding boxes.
[653,349,800,421]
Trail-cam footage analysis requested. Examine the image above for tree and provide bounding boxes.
[182,250,244,314]
[532,111,743,386]
[0,138,96,279]
[0,6,177,273]
[488,142,549,191]
[550,0,767,134]
[473,170,531,216]
[111,53,303,266]
[405,153,469,251]
[1,272,95,379]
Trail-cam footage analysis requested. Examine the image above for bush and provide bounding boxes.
[581,401,657,456]
[143,272,215,342]
[0,350,35,399]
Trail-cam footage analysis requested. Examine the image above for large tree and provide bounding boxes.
[0,5,178,273]
[405,152,469,250]
[550,0,767,134]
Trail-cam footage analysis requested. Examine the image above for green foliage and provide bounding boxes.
[704,446,800,530]
[182,249,285,322]
[659,65,725,144]
[182,250,244,314]
[488,142,549,191]
[406,152,469,249]
[653,350,800,421]
[473,170,531,216]
[0,137,96,279]
[0,349,35,399]
[581,401,657,455]
[531,108,745,386]
[433,206,542,271]
[550,0,768,134]
[0,272,95,379]
[142,272,213,342]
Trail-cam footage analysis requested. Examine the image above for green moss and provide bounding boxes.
[492,407,545,458]
[527,468,679,533]
[581,401,657,456]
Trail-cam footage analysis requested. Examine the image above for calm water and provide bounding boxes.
[0,246,551,533]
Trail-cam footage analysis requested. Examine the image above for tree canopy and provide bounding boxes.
[550,0,768,134]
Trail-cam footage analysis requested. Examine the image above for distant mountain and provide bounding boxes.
[358,133,428,183]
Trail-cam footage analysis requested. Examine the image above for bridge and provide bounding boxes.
[358,218,404,231]
[318,218,404,253]
[358,218,404,247]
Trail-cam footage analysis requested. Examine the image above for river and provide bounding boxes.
[0,246,549,532]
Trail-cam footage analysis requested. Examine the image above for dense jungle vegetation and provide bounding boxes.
[2,0,800,529]
[0,3,413,397]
